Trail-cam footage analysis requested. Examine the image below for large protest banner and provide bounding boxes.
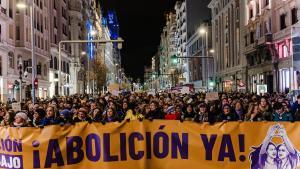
[0,121,300,169]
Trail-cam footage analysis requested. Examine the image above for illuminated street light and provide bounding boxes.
[81,51,87,55]
[90,30,97,36]
[209,49,215,54]
[16,2,27,9]
[199,28,206,35]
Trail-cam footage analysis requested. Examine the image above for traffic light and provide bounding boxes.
[14,80,20,90]
[34,78,38,89]
[171,55,178,64]
[208,78,215,88]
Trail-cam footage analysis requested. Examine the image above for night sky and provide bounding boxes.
[100,0,179,81]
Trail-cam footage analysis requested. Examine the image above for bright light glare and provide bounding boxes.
[16,2,27,9]
[90,30,97,36]
[199,28,206,34]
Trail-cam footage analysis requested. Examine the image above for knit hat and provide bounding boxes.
[198,103,206,108]
[166,106,175,114]
[222,104,231,110]
[60,109,71,118]
[15,112,28,121]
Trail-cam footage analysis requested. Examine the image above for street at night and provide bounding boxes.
[0,0,300,169]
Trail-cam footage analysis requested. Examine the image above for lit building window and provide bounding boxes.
[283,45,288,58]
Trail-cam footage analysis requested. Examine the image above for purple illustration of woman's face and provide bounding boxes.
[277,144,289,160]
[267,144,277,159]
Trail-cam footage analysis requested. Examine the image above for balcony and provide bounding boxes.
[273,27,291,41]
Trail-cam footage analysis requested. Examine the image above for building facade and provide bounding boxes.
[159,12,177,89]
[0,0,52,102]
[0,0,115,101]
[186,22,214,92]
[175,1,189,84]
[209,0,247,92]
[244,0,300,93]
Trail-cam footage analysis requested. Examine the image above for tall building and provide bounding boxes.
[48,0,72,96]
[208,0,246,92]
[68,0,86,95]
[0,0,51,102]
[186,22,213,92]
[159,12,177,89]
[175,0,211,84]
[175,1,188,83]
[244,0,300,93]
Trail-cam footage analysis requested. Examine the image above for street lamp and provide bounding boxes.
[81,51,87,56]
[199,28,206,35]
[199,27,210,91]
[17,1,36,103]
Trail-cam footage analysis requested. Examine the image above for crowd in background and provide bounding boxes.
[1,92,300,128]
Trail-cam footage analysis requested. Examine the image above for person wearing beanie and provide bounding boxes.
[13,112,28,127]
[165,106,180,120]
[272,102,293,122]
[217,104,238,122]
[59,109,72,124]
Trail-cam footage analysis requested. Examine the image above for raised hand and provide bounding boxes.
[266,124,280,138]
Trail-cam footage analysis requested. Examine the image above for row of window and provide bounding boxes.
[8,53,48,76]
[245,7,298,46]
[49,56,70,74]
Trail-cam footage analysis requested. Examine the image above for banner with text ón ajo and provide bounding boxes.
[1,121,300,169]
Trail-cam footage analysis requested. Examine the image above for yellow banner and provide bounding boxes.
[0,121,299,169]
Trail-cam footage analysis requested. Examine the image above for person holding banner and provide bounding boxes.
[259,97,273,121]
[193,103,209,122]
[12,112,28,127]
[73,108,92,123]
[41,106,60,126]
[102,108,119,123]
[272,102,293,122]
[245,103,264,122]
[0,110,13,127]
[145,101,164,120]
[218,104,238,122]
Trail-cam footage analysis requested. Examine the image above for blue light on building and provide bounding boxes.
[107,10,119,40]
[86,20,94,59]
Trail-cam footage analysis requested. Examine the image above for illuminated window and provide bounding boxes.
[283,45,288,58]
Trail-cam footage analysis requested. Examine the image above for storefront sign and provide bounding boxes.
[257,85,267,95]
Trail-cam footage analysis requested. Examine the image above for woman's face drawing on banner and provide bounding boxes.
[267,143,277,159]
[277,144,289,160]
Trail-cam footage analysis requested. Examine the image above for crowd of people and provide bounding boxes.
[1,92,300,128]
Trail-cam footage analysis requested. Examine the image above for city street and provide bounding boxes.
[0,0,300,169]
